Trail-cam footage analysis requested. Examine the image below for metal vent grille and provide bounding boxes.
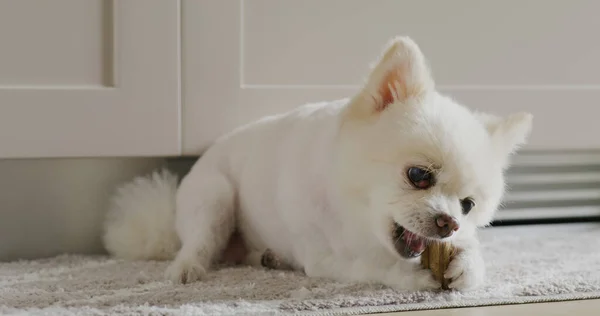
[499,151,600,221]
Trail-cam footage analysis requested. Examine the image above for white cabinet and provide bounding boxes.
[0,0,180,158]
[2,1,599,158]
[182,0,600,154]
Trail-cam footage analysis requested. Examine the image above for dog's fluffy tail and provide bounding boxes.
[102,169,181,260]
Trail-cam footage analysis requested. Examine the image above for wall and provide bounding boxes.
[0,157,196,261]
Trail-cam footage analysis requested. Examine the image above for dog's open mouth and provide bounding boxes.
[392,222,427,258]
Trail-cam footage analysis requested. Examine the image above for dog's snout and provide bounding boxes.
[435,214,459,238]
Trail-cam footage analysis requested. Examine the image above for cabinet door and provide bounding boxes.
[183,0,600,154]
[0,0,180,158]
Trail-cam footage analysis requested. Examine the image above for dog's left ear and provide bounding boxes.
[350,36,435,118]
[477,112,533,165]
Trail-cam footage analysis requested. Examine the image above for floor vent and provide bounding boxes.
[499,151,600,221]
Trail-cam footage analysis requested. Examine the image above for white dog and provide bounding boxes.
[103,36,532,291]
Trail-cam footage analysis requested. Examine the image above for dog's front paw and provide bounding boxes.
[444,250,485,291]
[413,268,442,290]
[383,263,440,291]
[165,257,207,284]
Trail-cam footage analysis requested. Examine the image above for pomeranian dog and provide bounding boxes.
[103,36,532,291]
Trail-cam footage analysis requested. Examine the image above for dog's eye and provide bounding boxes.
[461,198,475,214]
[407,167,434,189]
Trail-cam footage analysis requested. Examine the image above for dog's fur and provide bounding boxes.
[103,36,532,291]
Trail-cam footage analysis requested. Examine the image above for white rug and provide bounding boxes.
[2,223,600,316]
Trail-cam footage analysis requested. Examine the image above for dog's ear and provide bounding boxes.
[477,112,533,165]
[350,36,435,117]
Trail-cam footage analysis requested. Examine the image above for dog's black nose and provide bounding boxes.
[435,214,459,238]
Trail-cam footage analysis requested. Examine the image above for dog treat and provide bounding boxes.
[421,241,457,290]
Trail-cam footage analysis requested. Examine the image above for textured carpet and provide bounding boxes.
[2,223,600,316]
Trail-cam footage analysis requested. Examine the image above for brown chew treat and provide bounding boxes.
[421,241,457,290]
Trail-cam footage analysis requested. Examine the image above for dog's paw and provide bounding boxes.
[444,250,485,291]
[375,262,440,291]
[413,268,442,290]
[261,249,282,269]
[165,257,207,284]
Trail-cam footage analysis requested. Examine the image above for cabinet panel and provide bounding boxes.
[243,0,600,87]
[0,0,108,86]
[183,0,600,154]
[0,0,180,158]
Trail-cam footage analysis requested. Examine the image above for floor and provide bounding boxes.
[371,299,600,315]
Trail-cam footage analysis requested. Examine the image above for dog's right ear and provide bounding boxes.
[347,36,435,119]
[476,111,533,167]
